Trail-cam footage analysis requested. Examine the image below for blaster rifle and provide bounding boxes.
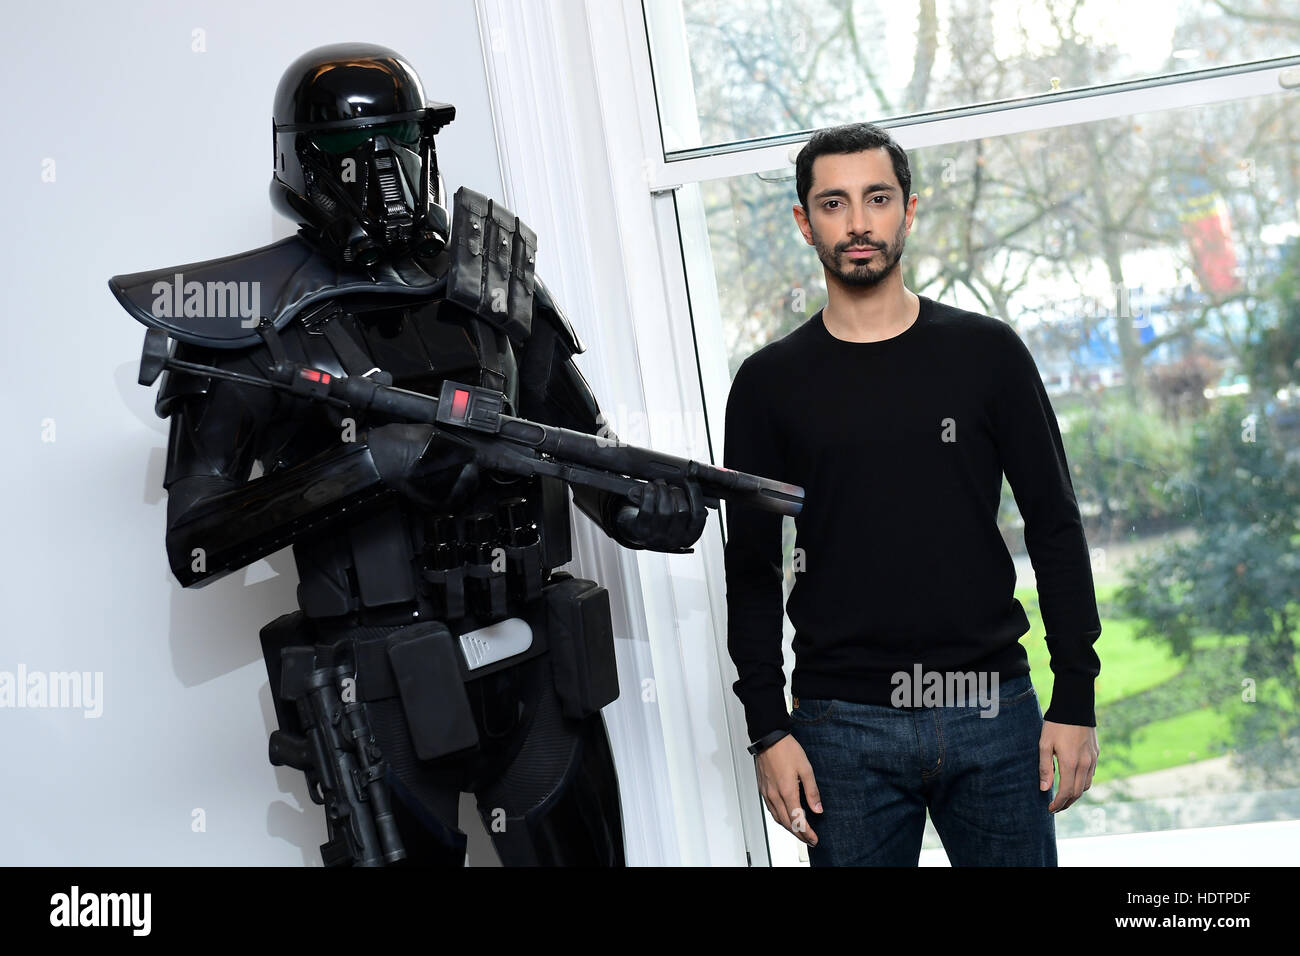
[138,328,804,519]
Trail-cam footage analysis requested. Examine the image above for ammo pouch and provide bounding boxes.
[445,186,537,344]
[543,575,619,719]
[368,621,479,761]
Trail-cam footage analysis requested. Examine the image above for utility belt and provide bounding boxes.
[262,572,618,765]
[294,479,570,624]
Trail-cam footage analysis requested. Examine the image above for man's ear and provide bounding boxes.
[793,204,813,245]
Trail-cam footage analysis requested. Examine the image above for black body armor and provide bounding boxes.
[109,43,705,866]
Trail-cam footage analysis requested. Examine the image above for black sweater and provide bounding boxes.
[722,296,1102,743]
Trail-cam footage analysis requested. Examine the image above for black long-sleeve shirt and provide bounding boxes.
[722,296,1102,742]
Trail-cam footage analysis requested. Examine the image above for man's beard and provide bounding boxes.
[812,219,906,288]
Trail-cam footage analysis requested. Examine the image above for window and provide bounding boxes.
[648,0,1300,864]
[647,0,1300,151]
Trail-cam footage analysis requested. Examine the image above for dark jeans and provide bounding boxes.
[789,672,1056,866]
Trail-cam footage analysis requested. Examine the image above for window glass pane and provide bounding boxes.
[690,88,1300,852]
[647,0,1300,152]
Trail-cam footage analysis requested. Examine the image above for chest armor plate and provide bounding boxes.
[264,293,571,624]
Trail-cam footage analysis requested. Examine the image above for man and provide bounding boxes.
[723,122,1101,866]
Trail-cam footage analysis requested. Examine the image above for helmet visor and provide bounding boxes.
[308,120,422,155]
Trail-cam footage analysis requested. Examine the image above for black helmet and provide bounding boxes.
[271,42,456,267]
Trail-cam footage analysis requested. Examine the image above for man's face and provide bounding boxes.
[796,148,915,288]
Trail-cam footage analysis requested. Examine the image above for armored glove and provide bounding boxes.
[614,477,708,553]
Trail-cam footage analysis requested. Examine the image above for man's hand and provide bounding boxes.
[615,477,707,553]
[1039,720,1099,813]
[755,734,822,846]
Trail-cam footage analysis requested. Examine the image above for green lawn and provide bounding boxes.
[1016,583,1248,786]
[1113,706,1230,779]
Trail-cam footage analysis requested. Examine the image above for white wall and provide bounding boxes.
[0,0,507,865]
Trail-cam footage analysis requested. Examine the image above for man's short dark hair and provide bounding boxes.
[795,123,912,211]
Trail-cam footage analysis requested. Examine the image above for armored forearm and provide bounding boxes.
[165,440,397,588]
[571,484,646,550]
